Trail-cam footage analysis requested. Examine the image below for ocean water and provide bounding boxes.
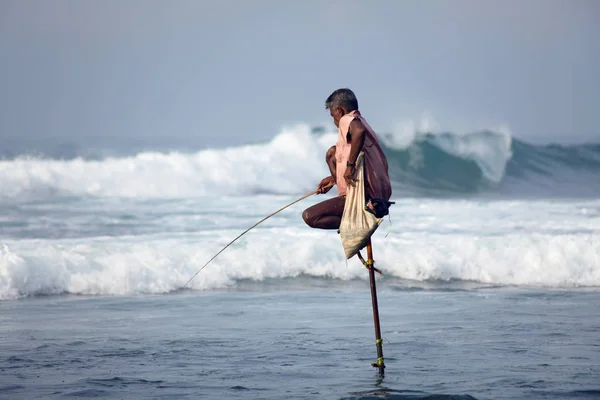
[1,127,600,399]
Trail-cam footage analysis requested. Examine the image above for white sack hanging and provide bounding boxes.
[339,152,382,259]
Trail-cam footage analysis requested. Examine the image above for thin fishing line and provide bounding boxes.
[183,189,321,288]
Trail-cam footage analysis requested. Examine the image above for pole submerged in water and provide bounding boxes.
[366,239,385,375]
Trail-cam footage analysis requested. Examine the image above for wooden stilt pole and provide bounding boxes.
[366,239,385,375]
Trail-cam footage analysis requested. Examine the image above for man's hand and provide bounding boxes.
[344,165,357,187]
[317,176,335,194]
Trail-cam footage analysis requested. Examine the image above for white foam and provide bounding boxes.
[386,112,440,149]
[0,120,518,202]
[0,125,337,202]
[383,115,513,184]
[1,221,598,300]
[429,130,513,183]
[378,233,600,287]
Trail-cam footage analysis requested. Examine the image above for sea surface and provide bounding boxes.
[1,127,599,399]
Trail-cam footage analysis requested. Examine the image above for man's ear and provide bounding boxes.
[337,106,346,117]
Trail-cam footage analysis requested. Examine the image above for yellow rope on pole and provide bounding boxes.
[371,357,384,367]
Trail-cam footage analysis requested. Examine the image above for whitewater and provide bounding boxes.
[2,125,599,399]
[1,125,599,299]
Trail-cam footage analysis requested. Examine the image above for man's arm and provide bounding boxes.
[325,145,337,178]
[343,118,366,187]
[317,146,337,194]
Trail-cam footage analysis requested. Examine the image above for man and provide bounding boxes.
[302,88,392,230]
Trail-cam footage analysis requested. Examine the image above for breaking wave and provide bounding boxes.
[1,226,599,300]
[1,125,599,202]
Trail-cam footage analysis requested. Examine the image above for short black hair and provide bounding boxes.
[325,88,359,111]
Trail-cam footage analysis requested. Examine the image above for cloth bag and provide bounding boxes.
[339,152,382,259]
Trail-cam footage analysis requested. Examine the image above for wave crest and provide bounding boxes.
[0,126,334,202]
[1,125,599,202]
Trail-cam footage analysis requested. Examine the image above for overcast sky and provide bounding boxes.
[0,0,599,149]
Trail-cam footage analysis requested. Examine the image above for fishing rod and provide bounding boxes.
[183,186,330,288]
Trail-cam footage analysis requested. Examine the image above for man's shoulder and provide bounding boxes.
[348,117,365,131]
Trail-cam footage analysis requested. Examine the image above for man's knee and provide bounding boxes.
[302,208,313,227]
[303,208,320,229]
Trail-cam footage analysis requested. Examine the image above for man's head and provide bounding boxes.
[325,88,359,127]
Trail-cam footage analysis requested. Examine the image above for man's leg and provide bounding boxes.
[303,145,343,230]
[302,196,345,230]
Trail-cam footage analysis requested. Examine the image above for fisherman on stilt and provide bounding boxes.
[303,88,393,375]
[303,88,393,230]
[184,89,394,374]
